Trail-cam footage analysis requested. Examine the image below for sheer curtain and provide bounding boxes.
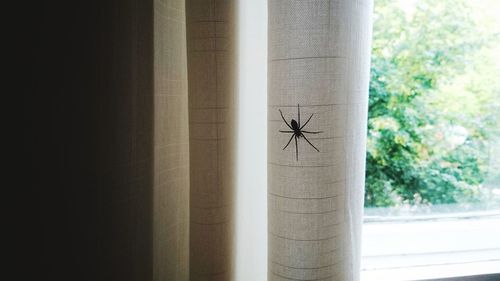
[38,0,372,280]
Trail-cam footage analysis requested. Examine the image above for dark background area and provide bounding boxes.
[24,1,155,280]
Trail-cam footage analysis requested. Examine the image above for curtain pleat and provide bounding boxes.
[186,0,235,280]
[152,0,235,280]
[267,1,373,280]
[153,0,190,280]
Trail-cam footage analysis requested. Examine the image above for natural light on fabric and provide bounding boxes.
[267,1,373,280]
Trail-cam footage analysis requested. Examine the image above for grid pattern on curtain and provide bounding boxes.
[268,0,373,280]
[187,0,235,280]
[151,0,236,280]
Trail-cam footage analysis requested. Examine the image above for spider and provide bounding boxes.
[279,104,322,161]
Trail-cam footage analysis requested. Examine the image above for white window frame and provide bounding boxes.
[361,211,500,281]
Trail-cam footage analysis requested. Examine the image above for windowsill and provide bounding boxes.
[361,211,500,281]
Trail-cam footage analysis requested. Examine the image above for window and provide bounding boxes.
[234,0,500,280]
[362,0,500,280]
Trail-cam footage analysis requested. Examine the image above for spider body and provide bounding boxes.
[290,119,300,133]
[279,104,322,161]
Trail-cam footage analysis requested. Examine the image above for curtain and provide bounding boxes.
[268,1,373,281]
[153,0,235,280]
[37,0,371,280]
[186,0,235,280]
[153,0,190,280]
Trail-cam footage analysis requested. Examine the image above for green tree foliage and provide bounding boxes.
[365,0,500,207]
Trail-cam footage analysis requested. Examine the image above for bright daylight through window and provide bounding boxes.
[362,0,500,280]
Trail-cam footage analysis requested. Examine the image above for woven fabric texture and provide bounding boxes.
[187,0,236,280]
[153,0,190,280]
[268,1,373,280]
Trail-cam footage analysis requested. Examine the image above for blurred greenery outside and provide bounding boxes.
[364,0,500,213]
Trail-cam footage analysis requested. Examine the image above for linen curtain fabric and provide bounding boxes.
[153,0,190,280]
[154,0,235,280]
[186,0,235,280]
[268,1,373,281]
[38,0,371,280]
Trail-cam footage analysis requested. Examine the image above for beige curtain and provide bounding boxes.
[153,0,235,280]
[153,0,190,280]
[38,0,371,280]
[268,0,373,281]
[187,0,235,280]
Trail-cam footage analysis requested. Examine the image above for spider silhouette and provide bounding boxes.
[279,104,322,161]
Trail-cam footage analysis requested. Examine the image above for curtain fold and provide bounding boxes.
[151,0,239,280]
[186,0,235,280]
[267,1,373,280]
[153,0,190,280]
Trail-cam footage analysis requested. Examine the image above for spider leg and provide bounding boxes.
[297,104,301,128]
[301,133,320,152]
[302,130,322,134]
[300,114,314,130]
[282,134,294,150]
[279,130,294,133]
[279,109,293,130]
[295,135,298,161]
